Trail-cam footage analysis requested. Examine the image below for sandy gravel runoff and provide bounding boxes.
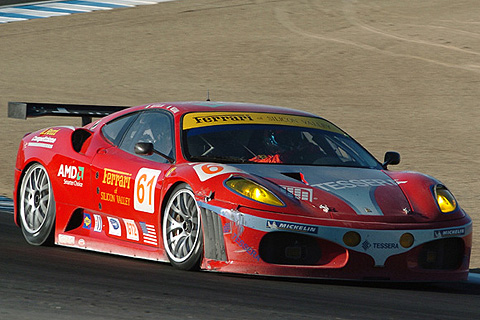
[0,0,478,268]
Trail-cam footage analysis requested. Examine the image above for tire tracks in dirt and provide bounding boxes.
[274,0,480,73]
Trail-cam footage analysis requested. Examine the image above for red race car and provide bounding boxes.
[8,101,472,281]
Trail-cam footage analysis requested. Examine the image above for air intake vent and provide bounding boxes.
[281,172,307,184]
[259,232,321,265]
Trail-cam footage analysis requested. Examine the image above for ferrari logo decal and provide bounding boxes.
[102,168,132,189]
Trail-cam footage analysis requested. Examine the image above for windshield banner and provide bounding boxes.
[183,112,344,133]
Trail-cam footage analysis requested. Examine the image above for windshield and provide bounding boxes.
[182,112,380,168]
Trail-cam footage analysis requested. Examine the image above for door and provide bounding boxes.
[90,110,175,248]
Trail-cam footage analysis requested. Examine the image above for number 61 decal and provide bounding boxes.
[134,168,162,213]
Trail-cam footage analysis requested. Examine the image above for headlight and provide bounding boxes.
[225,177,284,206]
[434,185,457,213]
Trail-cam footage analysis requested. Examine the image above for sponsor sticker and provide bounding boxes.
[97,168,137,209]
[123,219,139,241]
[107,217,121,236]
[27,142,54,149]
[221,209,245,237]
[434,227,465,238]
[100,191,131,207]
[183,112,344,133]
[83,213,92,230]
[93,214,102,232]
[223,222,231,233]
[58,164,84,187]
[32,136,56,144]
[266,220,318,234]
[161,105,180,113]
[139,222,158,246]
[27,135,57,149]
[362,240,372,251]
[102,168,132,189]
[40,128,60,136]
[227,224,260,262]
[58,234,75,246]
[145,104,179,113]
[281,185,313,202]
[362,239,399,251]
[193,163,242,182]
[373,242,399,249]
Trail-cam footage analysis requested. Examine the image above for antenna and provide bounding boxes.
[206,90,210,101]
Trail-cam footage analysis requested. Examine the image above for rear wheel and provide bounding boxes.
[19,163,55,246]
[162,184,203,270]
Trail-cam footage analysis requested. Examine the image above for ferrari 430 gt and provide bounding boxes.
[8,101,472,281]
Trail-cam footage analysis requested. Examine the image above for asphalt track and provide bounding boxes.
[1,209,479,320]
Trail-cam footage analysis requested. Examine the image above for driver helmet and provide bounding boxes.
[264,129,298,154]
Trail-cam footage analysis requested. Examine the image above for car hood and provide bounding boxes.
[233,164,412,220]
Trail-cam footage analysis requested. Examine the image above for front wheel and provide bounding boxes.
[162,184,203,270]
[19,163,56,246]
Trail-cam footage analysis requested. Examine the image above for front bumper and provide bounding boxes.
[199,202,472,281]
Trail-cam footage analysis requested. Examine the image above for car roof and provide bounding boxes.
[142,101,318,116]
[91,101,324,130]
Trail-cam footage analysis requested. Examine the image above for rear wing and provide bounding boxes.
[8,102,128,126]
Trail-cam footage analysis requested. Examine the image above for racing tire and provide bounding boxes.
[162,184,203,270]
[19,163,56,246]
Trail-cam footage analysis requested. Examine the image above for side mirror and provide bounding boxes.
[134,142,175,163]
[134,142,154,155]
[382,151,400,169]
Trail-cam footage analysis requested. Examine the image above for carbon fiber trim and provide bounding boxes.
[8,102,128,125]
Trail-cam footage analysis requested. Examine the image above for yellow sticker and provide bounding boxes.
[40,128,60,136]
[102,168,132,189]
[182,112,344,133]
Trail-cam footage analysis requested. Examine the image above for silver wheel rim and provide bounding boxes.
[163,188,201,263]
[20,164,51,234]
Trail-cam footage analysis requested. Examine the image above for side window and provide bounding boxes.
[101,113,137,146]
[119,111,174,163]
